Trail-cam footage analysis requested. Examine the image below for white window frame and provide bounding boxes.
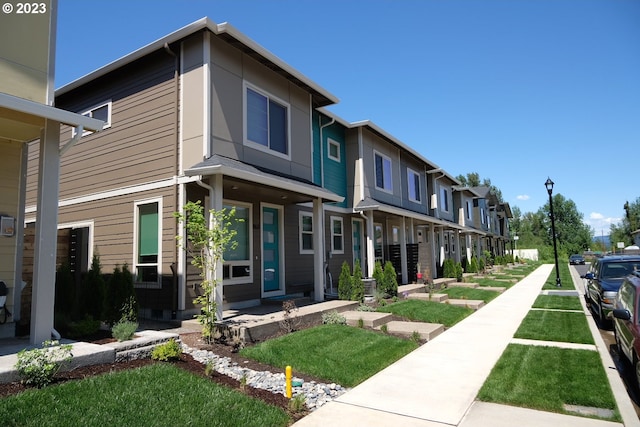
[330,216,344,254]
[466,201,472,220]
[223,200,253,285]
[299,211,314,254]
[73,100,112,136]
[374,150,393,193]
[133,197,162,289]
[327,138,341,162]
[407,168,421,203]
[243,81,291,160]
[440,187,450,212]
[481,207,486,224]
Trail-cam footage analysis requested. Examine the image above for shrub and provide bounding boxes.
[351,259,364,302]
[338,261,352,301]
[111,319,138,342]
[67,316,101,339]
[15,340,73,388]
[455,262,463,281]
[443,258,457,278]
[356,304,375,312]
[372,261,384,291]
[79,254,106,321]
[467,257,478,274]
[322,310,346,325]
[54,262,75,315]
[380,261,398,297]
[151,338,183,361]
[105,264,137,326]
[289,394,307,413]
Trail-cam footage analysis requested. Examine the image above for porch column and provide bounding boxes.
[31,120,60,345]
[429,226,436,279]
[211,174,223,321]
[400,217,408,284]
[365,210,375,277]
[312,197,324,302]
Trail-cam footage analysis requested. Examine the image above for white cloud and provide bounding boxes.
[584,212,623,233]
[516,195,530,201]
[590,212,604,220]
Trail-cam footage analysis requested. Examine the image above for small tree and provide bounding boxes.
[175,201,238,343]
[104,264,136,326]
[467,257,478,274]
[443,258,457,278]
[351,259,364,302]
[338,261,352,301]
[372,261,384,290]
[79,254,105,321]
[381,261,398,297]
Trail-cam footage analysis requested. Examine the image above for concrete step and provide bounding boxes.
[398,284,427,295]
[433,278,456,287]
[443,299,485,310]
[377,321,444,341]
[103,330,180,361]
[446,282,479,288]
[407,293,449,302]
[341,311,393,328]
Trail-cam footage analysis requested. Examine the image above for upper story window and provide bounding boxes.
[466,201,472,220]
[374,151,392,192]
[74,100,112,136]
[244,83,290,158]
[407,168,421,202]
[440,187,449,212]
[327,138,341,162]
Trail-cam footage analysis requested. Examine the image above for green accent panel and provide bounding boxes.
[139,204,158,256]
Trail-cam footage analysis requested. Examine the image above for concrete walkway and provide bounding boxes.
[293,264,639,427]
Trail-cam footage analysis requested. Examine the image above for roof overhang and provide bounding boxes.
[185,155,344,203]
[0,92,103,141]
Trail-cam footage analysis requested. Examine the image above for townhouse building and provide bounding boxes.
[17,17,513,329]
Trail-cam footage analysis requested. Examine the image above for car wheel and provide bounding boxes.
[597,300,611,329]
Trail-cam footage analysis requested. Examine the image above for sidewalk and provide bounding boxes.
[293,264,639,427]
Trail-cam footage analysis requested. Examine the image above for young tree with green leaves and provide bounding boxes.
[338,261,352,301]
[175,201,238,343]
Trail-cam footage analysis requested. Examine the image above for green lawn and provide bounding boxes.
[377,299,473,327]
[472,277,516,288]
[514,310,594,344]
[240,324,417,387]
[478,344,619,421]
[543,262,574,290]
[533,295,583,311]
[439,287,500,303]
[0,363,290,427]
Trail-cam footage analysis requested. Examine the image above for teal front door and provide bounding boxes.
[262,206,280,293]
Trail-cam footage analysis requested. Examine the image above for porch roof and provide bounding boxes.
[0,92,104,142]
[185,154,344,203]
[354,197,487,236]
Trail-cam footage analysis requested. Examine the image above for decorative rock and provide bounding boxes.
[182,344,348,410]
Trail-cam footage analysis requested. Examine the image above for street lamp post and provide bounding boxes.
[545,178,561,287]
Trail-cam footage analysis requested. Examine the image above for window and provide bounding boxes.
[374,223,383,262]
[134,199,161,287]
[374,151,392,192]
[481,208,486,224]
[440,187,449,212]
[331,216,344,254]
[466,201,472,220]
[299,212,313,254]
[328,139,341,162]
[245,84,289,157]
[74,100,112,136]
[223,202,252,283]
[407,169,421,202]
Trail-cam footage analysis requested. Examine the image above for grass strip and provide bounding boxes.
[240,324,417,387]
[0,363,290,427]
[533,294,583,311]
[543,262,574,290]
[439,287,499,303]
[478,344,619,421]
[377,299,473,327]
[514,310,594,344]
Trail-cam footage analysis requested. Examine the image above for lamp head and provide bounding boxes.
[544,178,554,195]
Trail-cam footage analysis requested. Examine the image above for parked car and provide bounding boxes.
[612,271,640,385]
[569,254,585,265]
[582,255,640,328]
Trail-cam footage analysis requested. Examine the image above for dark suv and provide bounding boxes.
[583,255,640,327]
[612,271,640,385]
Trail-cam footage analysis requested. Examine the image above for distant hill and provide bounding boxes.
[593,234,611,248]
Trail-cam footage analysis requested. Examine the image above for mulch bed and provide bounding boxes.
[0,331,311,422]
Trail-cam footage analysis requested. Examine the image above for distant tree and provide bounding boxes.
[610,197,640,247]
[538,193,592,256]
[456,172,503,203]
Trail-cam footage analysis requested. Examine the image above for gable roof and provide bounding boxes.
[56,18,338,107]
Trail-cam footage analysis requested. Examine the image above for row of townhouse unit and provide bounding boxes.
[21,18,512,322]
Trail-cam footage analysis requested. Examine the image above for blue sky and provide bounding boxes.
[55,0,640,237]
